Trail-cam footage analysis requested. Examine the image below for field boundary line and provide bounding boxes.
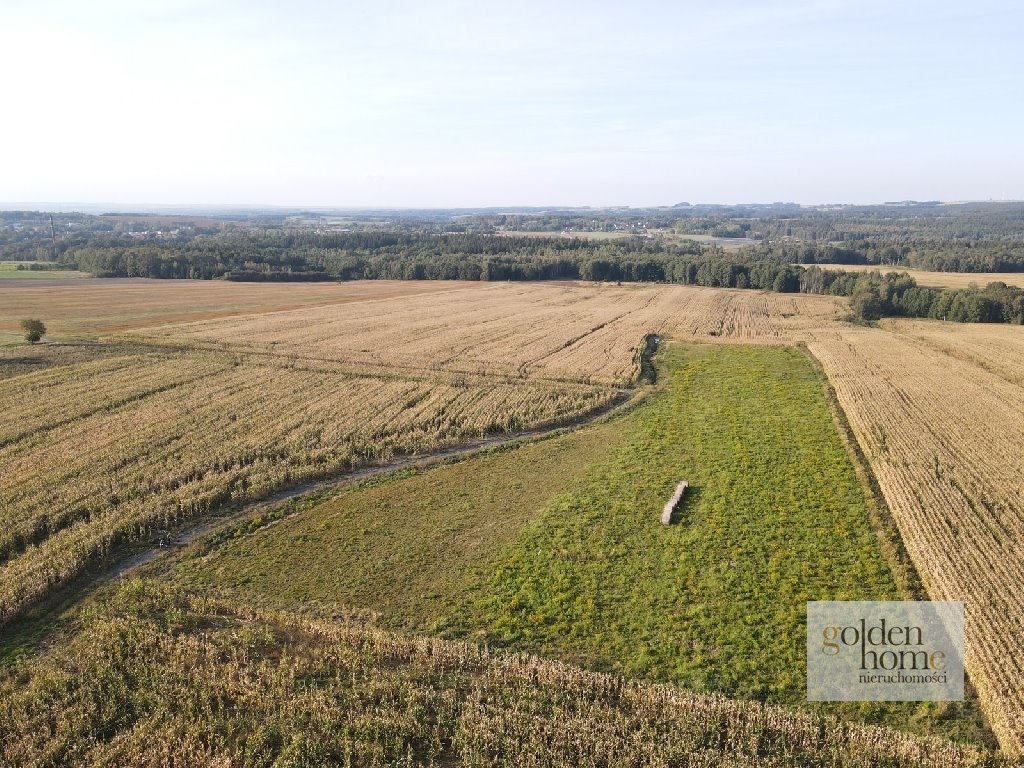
[799,341,925,598]
[799,341,999,745]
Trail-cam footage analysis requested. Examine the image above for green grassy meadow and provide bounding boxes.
[170,421,629,627]
[0,261,87,279]
[461,345,894,688]
[164,343,991,742]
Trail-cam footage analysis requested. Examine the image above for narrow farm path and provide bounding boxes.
[111,385,649,579]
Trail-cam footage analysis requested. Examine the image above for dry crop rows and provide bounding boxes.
[880,318,1024,386]
[0,580,1001,767]
[0,277,471,335]
[0,354,613,625]
[807,323,1024,754]
[0,282,841,624]
[140,282,848,385]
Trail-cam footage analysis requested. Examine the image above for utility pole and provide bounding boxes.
[49,215,57,262]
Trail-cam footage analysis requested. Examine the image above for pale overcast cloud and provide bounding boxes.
[1,0,1021,206]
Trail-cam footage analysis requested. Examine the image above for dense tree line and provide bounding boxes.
[66,232,702,280]
[745,239,1024,273]
[7,207,1024,325]
[8,202,1024,271]
[461,204,1024,271]
[62,231,812,288]
[800,267,1024,323]
[0,212,224,261]
[55,230,1024,326]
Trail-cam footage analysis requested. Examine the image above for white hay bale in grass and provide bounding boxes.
[661,481,688,525]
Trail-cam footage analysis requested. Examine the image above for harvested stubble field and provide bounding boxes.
[879,318,1024,386]
[803,321,1024,754]
[0,277,477,335]
[2,278,1023,758]
[136,282,847,383]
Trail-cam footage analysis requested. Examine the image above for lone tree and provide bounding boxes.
[20,318,47,344]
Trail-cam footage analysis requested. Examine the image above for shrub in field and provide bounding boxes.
[19,318,46,343]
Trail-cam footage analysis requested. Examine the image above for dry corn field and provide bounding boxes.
[0,579,1003,767]
[0,362,614,626]
[3,278,1024,755]
[0,282,846,628]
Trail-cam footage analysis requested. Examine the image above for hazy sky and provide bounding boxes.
[2,0,1022,207]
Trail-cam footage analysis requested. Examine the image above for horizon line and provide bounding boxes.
[3,198,1024,215]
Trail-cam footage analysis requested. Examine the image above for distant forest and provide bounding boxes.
[3,203,1024,324]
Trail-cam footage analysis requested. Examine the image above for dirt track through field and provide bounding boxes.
[111,384,641,576]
